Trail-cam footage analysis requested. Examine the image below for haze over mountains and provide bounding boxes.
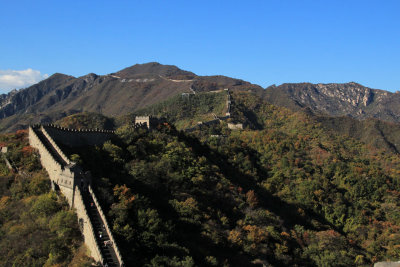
[1,62,400,136]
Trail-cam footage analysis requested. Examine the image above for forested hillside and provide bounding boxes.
[54,91,400,266]
[55,112,115,130]
[0,130,93,266]
[127,91,228,129]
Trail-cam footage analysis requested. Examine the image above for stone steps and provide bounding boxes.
[83,190,120,266]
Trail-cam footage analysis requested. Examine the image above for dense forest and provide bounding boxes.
[2,91,400,266]
[57,92,400,266]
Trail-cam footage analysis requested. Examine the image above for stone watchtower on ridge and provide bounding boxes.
[135,115,163,129]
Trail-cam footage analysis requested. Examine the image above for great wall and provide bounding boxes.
[185,89,244,132]
[24,91,241,266]
[28,124,123,267]
[13,97,396,267]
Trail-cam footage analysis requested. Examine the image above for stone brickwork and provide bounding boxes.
[29,125,123,266]
[29,126,63,182]
[89,185,124,265]
[74,186,104,264]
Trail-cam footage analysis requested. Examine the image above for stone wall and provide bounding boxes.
[73,187,104,264]
[29,126,76,206]
[228,123,244,130]
[89,185,124,265]
[29,126,62,182]
[41,124,114,147]
[135,116,151,128]
[41,126,71,164]
[29,125,123,265]
[134,116,163,129]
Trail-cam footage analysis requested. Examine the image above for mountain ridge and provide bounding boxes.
[1,62,400,133]
[263,82,400,123]
[0,63,262,132]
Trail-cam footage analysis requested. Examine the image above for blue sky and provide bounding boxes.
[1,0,399,93]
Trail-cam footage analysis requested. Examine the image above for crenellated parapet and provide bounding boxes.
[32,123,115,134]
[34,124,115,147]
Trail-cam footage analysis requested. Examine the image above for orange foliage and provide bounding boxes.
[228,229,243,246]
[0,196,10,210]
[113,184,135,205]
[15,129,28,140]
[281,231,290,238]
[21,146,34,156]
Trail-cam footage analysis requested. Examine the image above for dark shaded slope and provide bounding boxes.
[315,115,400,154]
[0,73,75,118]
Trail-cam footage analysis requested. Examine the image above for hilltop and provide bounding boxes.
[0,63,261,133]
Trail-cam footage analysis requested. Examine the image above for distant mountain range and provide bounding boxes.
[264,82,400,123]
[0,62,261,132]
[1,62,400,137]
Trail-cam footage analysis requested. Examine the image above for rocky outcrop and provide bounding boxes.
[264,82,400,123]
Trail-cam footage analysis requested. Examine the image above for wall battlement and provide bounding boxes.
[32,124,115,133]
[32,124,115,147]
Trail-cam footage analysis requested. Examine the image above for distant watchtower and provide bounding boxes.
[135,116,158,129]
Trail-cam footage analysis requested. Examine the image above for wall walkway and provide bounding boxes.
[29,125,123,267]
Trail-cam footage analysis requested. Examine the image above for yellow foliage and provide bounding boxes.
[242,225,268,244]
[0,196,10,210]
[228,229,243,246]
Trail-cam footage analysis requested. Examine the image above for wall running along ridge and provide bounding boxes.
[39,124,115,147]
[28,125,123,266]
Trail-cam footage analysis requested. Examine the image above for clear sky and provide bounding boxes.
[1,0,399,93]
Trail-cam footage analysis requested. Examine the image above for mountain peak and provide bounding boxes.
[114,62,196,79]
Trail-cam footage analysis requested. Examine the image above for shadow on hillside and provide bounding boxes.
[178,131,340,234]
